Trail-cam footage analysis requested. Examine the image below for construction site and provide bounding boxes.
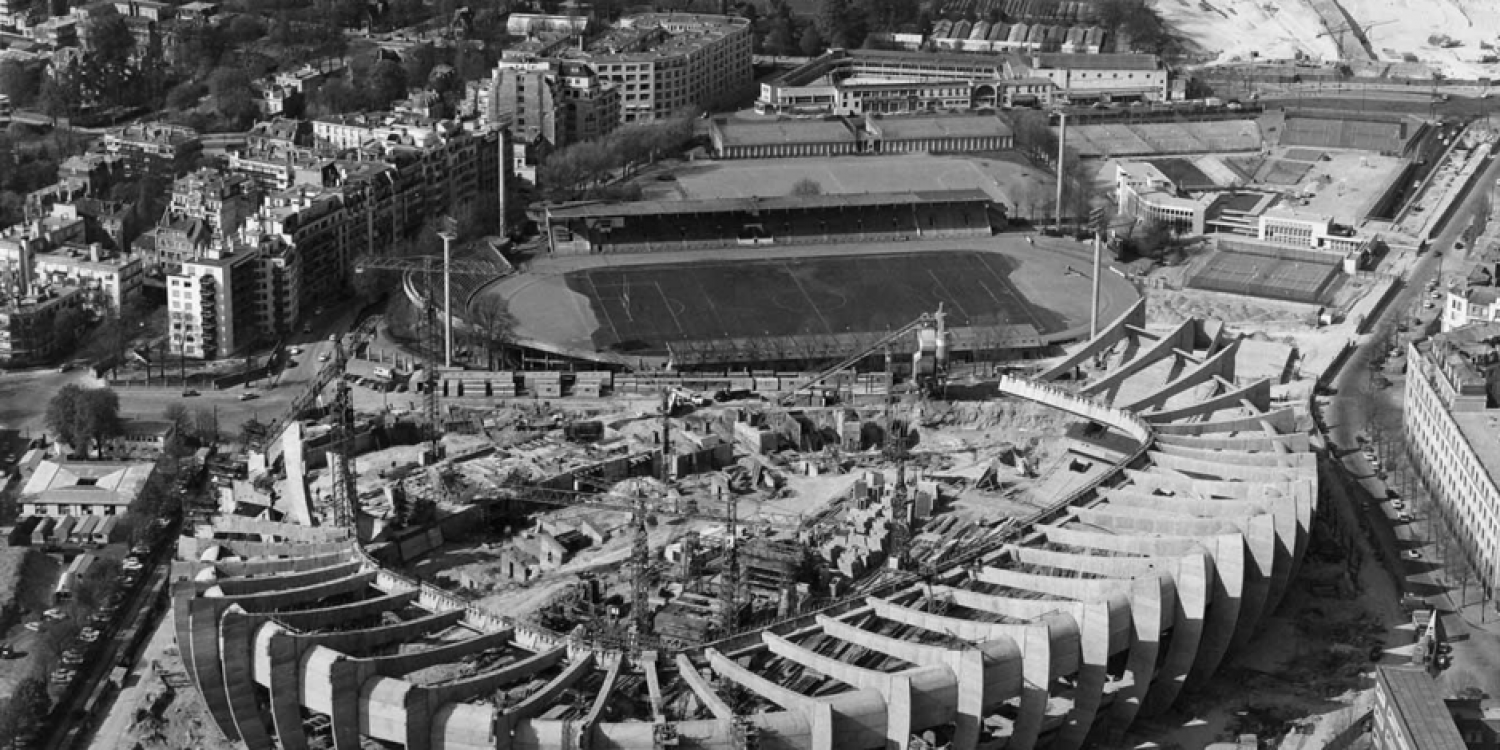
[238,303,1082,655]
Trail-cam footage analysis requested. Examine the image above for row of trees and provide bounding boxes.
[537,112,699,202]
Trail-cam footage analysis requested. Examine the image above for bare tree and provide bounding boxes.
[465,295,518,371]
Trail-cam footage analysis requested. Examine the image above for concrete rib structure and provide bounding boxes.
[171,298,1319,750]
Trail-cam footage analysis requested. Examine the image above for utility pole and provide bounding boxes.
[1055,111,1067,234]
[1089,206,1105,339]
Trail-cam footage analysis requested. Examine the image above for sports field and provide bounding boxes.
[649,154,1053,216]
[564,251,1057,354]
[1187,249,1341,305]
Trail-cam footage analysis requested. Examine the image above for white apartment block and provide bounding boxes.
[1256,208,1365,254]
[168,247,260,359]
[1405,322,1500,599]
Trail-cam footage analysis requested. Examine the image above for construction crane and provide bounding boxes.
[248,347,352,454]
[325,336,359,528]
[1315,18,1395,38]
[776,308,950,407]
[354,249,499,495]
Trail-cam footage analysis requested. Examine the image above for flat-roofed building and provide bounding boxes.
[102,122,203,180]
[708,117,860,159]
[865,113,1014,153]
[21,459,155,516]
[1022,52,1167,102]
[1373,666,1468,750]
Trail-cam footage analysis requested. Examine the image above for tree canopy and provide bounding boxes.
[45,385,122,458]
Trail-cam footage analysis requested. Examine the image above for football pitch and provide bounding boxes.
[565,251,1054,353]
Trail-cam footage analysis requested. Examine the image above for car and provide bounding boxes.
[1392,500,1405,510]
[288,346,302,356]
[182,389,199,397]
[1399,512,1414,522]
[1404,549,1423,560]
[43,608,66,621]
[1369,645,1383,661]
[50,668,76,683]
[318,353,331,362]
[78,628,100,643]
[89,610,112,625]
[1424,301,1435,309]
[302,325,312,334]
[132,544,151,556]
[23,622,40,632]
[1431,291,1442,299]
[61,651,84,666]
[0,645,16,659]
[328,333,339,342]
[122,557,143,571]
[57,362,74,373]
[238,392,258,401]
[1456,242,1465,250]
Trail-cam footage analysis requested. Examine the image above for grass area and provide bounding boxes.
[564,250,1061,354]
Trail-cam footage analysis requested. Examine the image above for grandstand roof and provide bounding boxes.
[546,189,994,219]
[869,115,1014,141]
[712,118,856,147]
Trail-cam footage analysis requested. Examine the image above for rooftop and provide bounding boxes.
[1377,666,1468,750]
[712,118,856,147]
[870,114,1014,141]
[546,189,994,219]
[1032,52,1160,71]
[108,122,201,146]
[1144,158,1215,191]
[22,460,155,507]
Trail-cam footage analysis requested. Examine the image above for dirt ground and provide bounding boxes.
[85,616,238,750]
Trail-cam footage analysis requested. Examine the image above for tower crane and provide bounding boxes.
[776,307,951,407]
[354,249,500,499]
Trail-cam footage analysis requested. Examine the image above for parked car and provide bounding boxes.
[131,544,151,556]
[23,621,41,632]
[122,557,143,571]
[78,627,100,643]
[182,389,199,397]
[50,668,76,683]
[238,392,257,401]
[43,608,66,621]
[1403,549,1423,560]
[1398,512,1414,522]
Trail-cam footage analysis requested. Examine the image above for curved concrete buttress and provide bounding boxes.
[1080,320,1195,398]
[1140,551,1210,716]
[1071,507,1273,657]
[1145,452,1313,483]
[501,654,595,747]
[359,676,413,745]
[706,648,868,750]
[1154,432,1311,453]
[431,702,498,750]
[1149,443,1316,469]
[866,597,1071,750]
[813,614,1022,750]
[1036,524,1241,694]
[941,579,1111,750]
[219,607,276,750]
[1150,407,1299,436]
[301,646,364,750]
[214,560,365,597]
[263,626,311,750]
[188,598,240,742]
[1037,298,1147,382]
[998,545,1177,740]
[1100,490,1297,618]
[1143,379,1270,423]
[765,631,957,749]
[1117,339,1243,412]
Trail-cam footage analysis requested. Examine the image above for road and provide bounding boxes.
[1322,146,1500,697]
[111,302,363,437]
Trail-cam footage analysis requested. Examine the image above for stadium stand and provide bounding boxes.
[1277,111,1417,154]
[1064,120,1260,157]
[544,190,995,254]
[1128,123,1210,154]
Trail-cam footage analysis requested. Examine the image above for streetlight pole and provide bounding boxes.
[438,228,456,368]
[1055,111,1067,234]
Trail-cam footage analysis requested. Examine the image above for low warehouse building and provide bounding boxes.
[866,114,1015,154]
[709,118,862,159]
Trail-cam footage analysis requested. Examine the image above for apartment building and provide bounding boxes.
[1406,322,1500,600]
[169,168,260,242]
[0,287,87,365]
[564,13,752,124]
[102,122,203,180]
[32,242,143,311]
[168,245,261,359]
[487,59,620,148]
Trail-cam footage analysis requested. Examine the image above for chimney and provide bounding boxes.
[89,242,101,263]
